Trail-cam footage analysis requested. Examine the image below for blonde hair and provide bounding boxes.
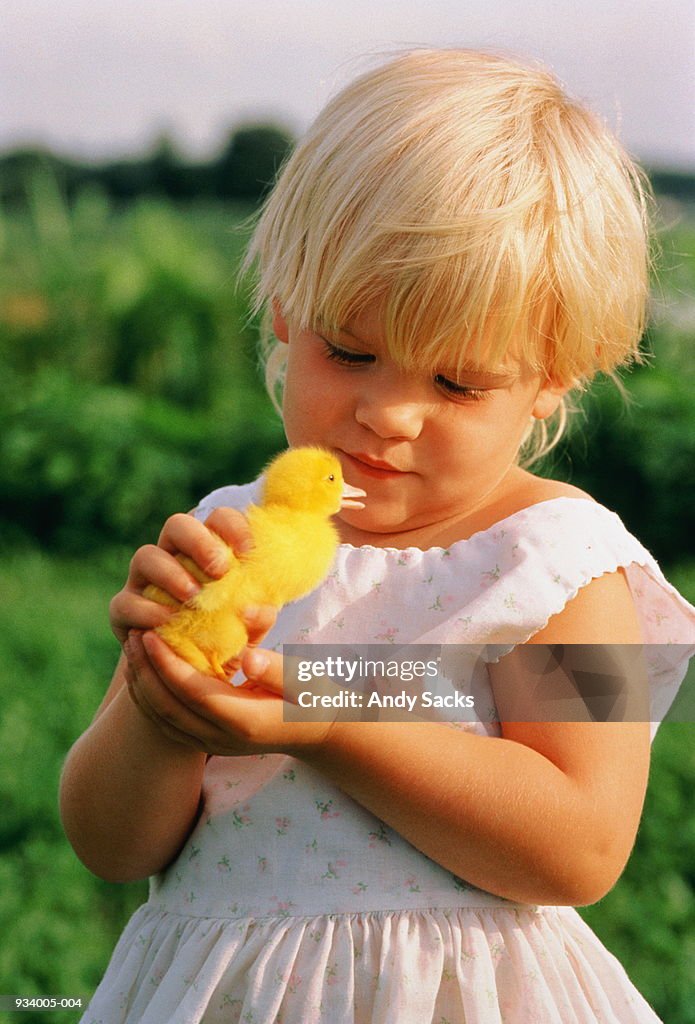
[243,48,652,462]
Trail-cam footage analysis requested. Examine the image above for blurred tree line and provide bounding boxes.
[0,123,295,207]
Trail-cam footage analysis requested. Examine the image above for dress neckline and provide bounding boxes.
[337,495,600,556]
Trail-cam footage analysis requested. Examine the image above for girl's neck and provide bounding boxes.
[336,466,542,551]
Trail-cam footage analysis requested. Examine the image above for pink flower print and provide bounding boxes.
[217,855,232,873]
[422,574,434,585]
[429,594,443,611]
[371,579,383,593]
[352,881,368,894]
[283,768,296,782]
[257,856,268,873]
[441,549,452,559]
[373,626,398,643]
[297,627,312,640]
[287,971,303,994]
[492,528,507,540]
[397,551,413,565]
[305,838,318,854]
[275,816,291,835]
[326,962,339,986]
[405,875,421,892]
[188,843,201,861]
[231,805,252,829]
[368,823,392,847]
[315,799,340,820]
[334,617,345,629]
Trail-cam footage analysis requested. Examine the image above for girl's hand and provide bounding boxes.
[109,508,252,647]
[123,608,335,756]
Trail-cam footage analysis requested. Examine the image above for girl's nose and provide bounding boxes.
[354,377,428,441]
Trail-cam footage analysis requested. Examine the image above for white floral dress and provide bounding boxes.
[81,484,695,1024]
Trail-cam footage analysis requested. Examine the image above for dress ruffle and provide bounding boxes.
[82,904,660,1024]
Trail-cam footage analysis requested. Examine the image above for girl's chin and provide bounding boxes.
[335,506,413,546]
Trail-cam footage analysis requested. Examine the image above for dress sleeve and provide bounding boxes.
[462,499,695,741]
[191,480,261,523]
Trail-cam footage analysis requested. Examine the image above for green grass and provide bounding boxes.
[0,547,147,1024]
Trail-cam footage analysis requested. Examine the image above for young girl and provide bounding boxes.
[62,49,694,1023]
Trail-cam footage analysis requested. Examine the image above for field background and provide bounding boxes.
[0,169,694,1023]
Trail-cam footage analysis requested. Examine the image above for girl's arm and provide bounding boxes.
[59,508,257,883]
[59,656,208,883]
[111,568,650,905]
[294,569,650,907]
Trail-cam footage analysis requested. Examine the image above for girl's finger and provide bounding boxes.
[241,647,284,697]
[243,606,278,646]
[110,592,176,636]
[140,631,237,723]
[157,513,231,578]
[126,633,215,737]
[203,507,255,557]
[128,544,203,604]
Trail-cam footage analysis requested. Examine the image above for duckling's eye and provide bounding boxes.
[328,474,335,482]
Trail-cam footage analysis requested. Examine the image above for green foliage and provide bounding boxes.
[0,183,285,553]
[0,547,147,1024]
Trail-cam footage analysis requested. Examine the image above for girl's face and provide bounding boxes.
[273,303,566,547]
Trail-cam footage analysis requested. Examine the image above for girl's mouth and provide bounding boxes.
[342,451,407,480]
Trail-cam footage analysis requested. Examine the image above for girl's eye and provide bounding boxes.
[322,340,374,366]
[434,375,489,402]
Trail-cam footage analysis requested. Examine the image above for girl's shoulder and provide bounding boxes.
[510,475,595,508]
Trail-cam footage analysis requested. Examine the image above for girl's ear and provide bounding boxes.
[272,300,290,344]
[531,379,570,420]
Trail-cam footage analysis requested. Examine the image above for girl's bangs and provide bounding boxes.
[285,225,550,381]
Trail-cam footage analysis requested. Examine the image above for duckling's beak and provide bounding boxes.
[340,482,367,510]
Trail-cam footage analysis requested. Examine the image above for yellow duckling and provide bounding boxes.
[143,447,366,680]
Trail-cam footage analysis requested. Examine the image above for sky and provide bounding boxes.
[3,0,695,170]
